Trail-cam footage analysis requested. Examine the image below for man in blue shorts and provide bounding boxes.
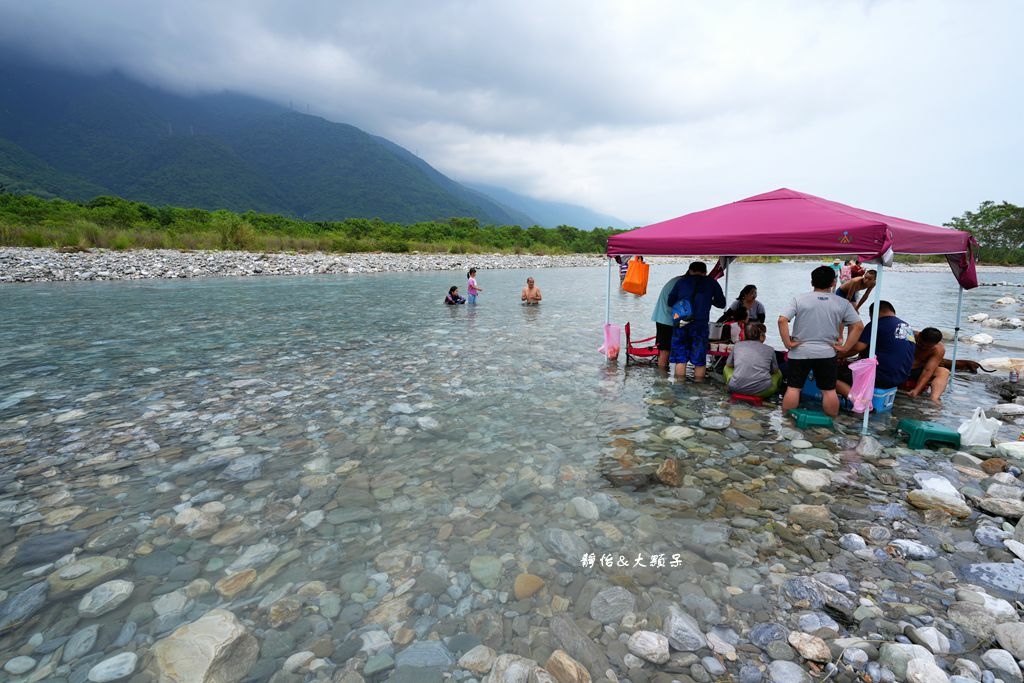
[666,261,725,382]
[779,265,864,416]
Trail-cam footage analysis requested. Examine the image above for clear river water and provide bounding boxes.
[1,261,1023,680]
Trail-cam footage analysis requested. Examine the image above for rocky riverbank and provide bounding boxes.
[0,247,606,283]
[3,247,1024,284]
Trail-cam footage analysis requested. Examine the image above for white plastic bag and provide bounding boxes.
[957,407,1002,447]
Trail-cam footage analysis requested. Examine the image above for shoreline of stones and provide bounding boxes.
[2,246,1024,284]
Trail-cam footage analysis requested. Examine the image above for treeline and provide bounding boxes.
[0,193,620,254]
[945,200,1024,265]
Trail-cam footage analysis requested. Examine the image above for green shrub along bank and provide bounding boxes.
[0,194,620,254]
[2,193,1022,264]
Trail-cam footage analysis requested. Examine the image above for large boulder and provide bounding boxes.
[150,609,257,683]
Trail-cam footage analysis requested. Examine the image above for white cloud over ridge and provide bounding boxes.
[0,0,1021,226]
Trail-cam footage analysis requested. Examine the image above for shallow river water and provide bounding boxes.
[1,262,1024,683]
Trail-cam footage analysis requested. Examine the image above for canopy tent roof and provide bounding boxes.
[607,188,978,288]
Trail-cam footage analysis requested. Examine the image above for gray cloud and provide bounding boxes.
[0,0,1021,225]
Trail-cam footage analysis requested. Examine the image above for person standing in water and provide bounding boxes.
[466,268,483,304]
[521,277,542,305]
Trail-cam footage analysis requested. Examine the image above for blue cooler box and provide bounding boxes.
[872,387,897,412]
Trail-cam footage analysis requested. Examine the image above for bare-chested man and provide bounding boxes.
[905,327,950,403]
[521,277,542,305]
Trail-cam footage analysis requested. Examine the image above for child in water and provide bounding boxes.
[466,268,483,303]
[444,286,466,305]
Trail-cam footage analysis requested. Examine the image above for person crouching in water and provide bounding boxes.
[444,286,466,304]
[724,322,782,398]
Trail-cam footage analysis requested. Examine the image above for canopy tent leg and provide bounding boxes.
[605,257,613,324]
[949,286,964,388]
[861,263,885,435]
[723,262,730,301]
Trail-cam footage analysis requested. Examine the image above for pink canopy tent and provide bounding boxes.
[605,188,979,434]
[607,188,977,288]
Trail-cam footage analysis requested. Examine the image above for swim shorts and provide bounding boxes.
[669,322,709,367]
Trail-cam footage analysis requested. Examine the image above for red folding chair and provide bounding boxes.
[624,322,659,364]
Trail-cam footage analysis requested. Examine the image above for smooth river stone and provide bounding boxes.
[48,557,130,597]
[78,580,134,617]
[44,505,86,525]
[660,426,695,441]
[627,631,670,664]
[150,609,258,683]
[977,497,1024,519]
[513,574,545,599]
[590,586,636,624]
[215,570,257,599]
[85,524,138,552]
[906,490,972,518]
[88,652,137,682]
[792,468,830,492]
[0,581,47,634]
[209,524,259,546]
[13,530,89,566]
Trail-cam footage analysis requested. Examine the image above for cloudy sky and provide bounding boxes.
[1,0,1021,226]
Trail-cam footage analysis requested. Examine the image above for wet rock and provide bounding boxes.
[550,614,611,675]
[905,658,949,683]
[700,416,731,430]
[78,580,134,617]
[215,570,257,599]
[469,556,502,589]
[962,562,1024,597]
[887,539,937,560]
[995,622,1024,660]
[541,529,588,566]
[545,650,590,683]
[656,458,683,487]
[767,660,811,683]
[458,644,496,674]
[13,530,89,566]
[513,574,544,600]
[977,497,1024,519]
[0,581,48,635]
[220,454,263,481]
[786,505,834,531]
[792,468,830,492]
[47,556,130,597]
[787,632,830,662]
[980,649,1021,682]
[395,641,454,668]
[589,586,635,624]
[907,490,972,518]
[878,643,934,680]
[87,652,137,682]
[627,631,670,664]
[663,604,706,651]
[4,656,36,675]
[64,624,100,663]
[150,608,258,683]
[489,654,537,682]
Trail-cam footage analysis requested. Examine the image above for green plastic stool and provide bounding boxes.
[788,408,834,430]
[897,418,961,450]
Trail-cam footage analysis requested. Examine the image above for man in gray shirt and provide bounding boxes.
[779,265,864,417]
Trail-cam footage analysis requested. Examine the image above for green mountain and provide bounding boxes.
[0,53,536,225]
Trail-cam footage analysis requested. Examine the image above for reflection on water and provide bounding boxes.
[0,263,1022,679]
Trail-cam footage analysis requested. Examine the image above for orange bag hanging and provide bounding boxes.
[621,256,649,295]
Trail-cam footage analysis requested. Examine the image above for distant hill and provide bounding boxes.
[464,182,631,229]
[0,52,537,225]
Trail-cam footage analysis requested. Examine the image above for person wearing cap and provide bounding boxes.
[831,259,842,281]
